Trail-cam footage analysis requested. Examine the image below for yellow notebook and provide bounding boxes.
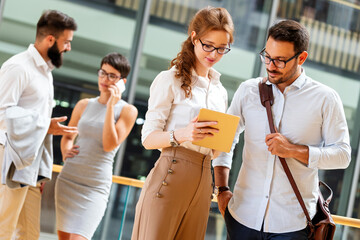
[192,108,240,153]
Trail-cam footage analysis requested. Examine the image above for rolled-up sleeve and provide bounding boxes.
[0,65,27,129]
[213,83,245,169]
[308,90,351,169]
[141,71,174,143]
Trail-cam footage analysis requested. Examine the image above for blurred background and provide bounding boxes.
[0,0,360,239]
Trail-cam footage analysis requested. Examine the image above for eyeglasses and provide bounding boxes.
[97,69,122,82]
[199,39,231,55]
[259,48,302,69]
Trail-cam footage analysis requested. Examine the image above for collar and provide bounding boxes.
[190,67,221,84]
[290,68,306,89]
[27,44,55,72]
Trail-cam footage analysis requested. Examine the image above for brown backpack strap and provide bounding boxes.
[259,78,274,107]
[258,79,313,226]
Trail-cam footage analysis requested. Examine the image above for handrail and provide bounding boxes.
[332,215,360,229]
[52,164,145,188]
[52,164,360,228]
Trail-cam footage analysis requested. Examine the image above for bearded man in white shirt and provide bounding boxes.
[213,20,351,240]
[0,10,77,240]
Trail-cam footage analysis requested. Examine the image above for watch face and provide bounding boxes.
[214,187,219,196]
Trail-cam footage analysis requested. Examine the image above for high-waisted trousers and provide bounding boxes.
[131,147,213,240]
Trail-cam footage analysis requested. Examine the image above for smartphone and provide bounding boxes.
[116,79,126,93]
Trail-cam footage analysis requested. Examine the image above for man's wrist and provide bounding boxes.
[290,144,309,165]
[214,186,230,197]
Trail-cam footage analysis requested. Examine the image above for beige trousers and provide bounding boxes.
[131,147,213,240]
[0,144,41,240]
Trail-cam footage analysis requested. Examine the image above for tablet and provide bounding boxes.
[192,108,240,153]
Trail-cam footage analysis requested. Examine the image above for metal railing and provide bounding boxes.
[52,164,360,229]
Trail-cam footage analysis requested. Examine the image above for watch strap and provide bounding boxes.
[170,130,179,147]
[218,186,230,193]
[215,186,230,196]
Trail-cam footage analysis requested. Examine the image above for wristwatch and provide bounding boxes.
[214,186,230,197]
[170,130,179,147]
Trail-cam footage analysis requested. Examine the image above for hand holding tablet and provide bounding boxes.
[192,108,240,153]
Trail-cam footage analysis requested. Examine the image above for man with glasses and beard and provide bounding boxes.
[0,10,77,240]
[213,20,351,239]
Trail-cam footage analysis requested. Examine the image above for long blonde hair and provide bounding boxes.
[170,6,234,98]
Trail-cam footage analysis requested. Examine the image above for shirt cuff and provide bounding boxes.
[307,145,320,169]
[141,122,164,144]
[212,155,232,169]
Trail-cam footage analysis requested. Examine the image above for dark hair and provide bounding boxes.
[267,20,309,53]
[101,53,131,78]
[170,6,234,98]
[36,10,77,39]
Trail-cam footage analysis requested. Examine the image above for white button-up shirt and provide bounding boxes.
[213,70,351,233]
[0,44,54,138]
[142,66,228,155]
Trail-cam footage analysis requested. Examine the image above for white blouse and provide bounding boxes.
[141,66,228,155]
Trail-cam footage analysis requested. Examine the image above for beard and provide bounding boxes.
[47,41,65,68]
[266,63,298,85]
[267,69,285,84]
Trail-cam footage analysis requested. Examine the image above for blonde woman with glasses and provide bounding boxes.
[132,6,234,240]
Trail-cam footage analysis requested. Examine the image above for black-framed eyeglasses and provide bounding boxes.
[97,69,122,82]
[199,39,231,55]
[259,48,302,69]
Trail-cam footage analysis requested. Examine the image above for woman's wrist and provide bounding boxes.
[106,101,116,108]
[173,129,184,144]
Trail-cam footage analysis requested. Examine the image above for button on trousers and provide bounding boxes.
[132,147,212,240]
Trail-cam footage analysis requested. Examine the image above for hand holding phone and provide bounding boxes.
[107,80,125,107]
[116,79,126,93]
